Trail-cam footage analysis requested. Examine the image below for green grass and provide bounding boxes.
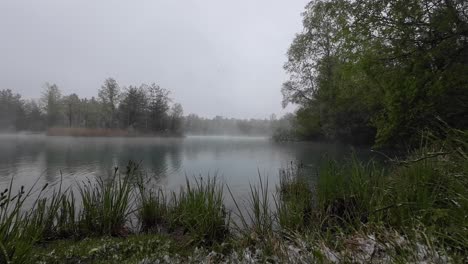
[276,165,314,231]
[78,170,133,237]
[169,177,228,245]
[0,129,466,263]
[137,175,229,246]
[310,128,468,253]
[0,181,39,264]
[137,184,168,233]
[32,234,179,264]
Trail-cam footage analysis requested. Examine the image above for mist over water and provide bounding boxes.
[0,133,374,200]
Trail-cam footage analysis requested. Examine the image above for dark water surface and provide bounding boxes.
[0,134,375,199]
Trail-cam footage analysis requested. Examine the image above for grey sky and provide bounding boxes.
[0,0,308,119]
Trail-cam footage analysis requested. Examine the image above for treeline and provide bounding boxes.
[0,78,184,135]
[1,79,286,137]
[282,0,468,146]
[184,114,288,136]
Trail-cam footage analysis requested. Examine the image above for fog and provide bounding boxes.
[0,0,309,119]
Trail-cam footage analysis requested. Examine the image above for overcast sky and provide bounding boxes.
[0,0,308,119]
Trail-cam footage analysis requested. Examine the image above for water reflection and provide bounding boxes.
[0,134,374,197]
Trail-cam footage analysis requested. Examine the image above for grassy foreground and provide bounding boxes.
[1,129,467,263]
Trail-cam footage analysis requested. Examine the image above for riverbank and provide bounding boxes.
[1,129,466,263]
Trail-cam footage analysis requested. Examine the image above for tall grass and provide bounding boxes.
[275,164,314,231]
[0,163,138,263]
[29,192,77,240]
[1,127,466,262]
[136,175,229,245]
[311,128,468,251]
[78,168,134,236]
[228,175,274,238]
[316,158,387,228]
[228,126,467,257]
[0,181,38,264]
[169,177,228,245]
[137,186,167,232]
[26,173,79,241]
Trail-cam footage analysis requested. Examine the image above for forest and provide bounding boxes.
[0,79,183,135]
[0,79,283,136]
[281,0,467,147]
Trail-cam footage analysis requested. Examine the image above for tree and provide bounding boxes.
[23,100,45,131]
[81,97,102,128]
[0,79,186,136]
[282,0,350,108]
[118,86,148,130]
[98,78,120,128]
[351,0,468,145]
[282,0,468,146]
[147,83,171,132]
[41,83,62,127]
[169,103,184,135]
[63,93,81,127]
[0,89,25,131]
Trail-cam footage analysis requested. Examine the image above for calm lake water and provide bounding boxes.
[0,134,375,200]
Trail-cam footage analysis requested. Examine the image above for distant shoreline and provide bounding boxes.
[46,127,183,138]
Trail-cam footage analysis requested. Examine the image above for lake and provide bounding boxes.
[0,134,375,200]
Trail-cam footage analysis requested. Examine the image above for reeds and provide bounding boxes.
[0,181,38,264]
[78,169,133,236]
[0,164,138,263]
[137,186,168,233]
[276,164,314,231]
[169,177,228,245]
[1,128,467,262]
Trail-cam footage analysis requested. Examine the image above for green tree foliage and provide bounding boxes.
[80,97,102,128]
[1,78,281,136]
[169,103,184,135]
[22,100,46,131]
[63,93,81,128]
[118,86,149,130]
[0,89,46,132]
[283,0,468,146]
[147,83,171,132]
[0,89,26,131]
[98,78,120,128]
[41,83,63,127]
[183,114,274,136]
[0,78,186,136]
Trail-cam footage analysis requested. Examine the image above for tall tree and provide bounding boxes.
[41,83,62,127]
[63,93,81,127]
[0,89,25,131]
[282,0,468,146]
[118,86,148,130]
[147,83,171,132]
[98,78,120,128]
[81,97,102,128]
[23,100,45,131]
[170,103,184,135]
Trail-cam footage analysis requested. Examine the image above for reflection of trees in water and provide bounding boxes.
[1,136,378,194]
[43,139,117,183]
[39,139,182,185]
[182,138,273,162]
[276,141,372,168]
[0,136,46,182]
[168,144,182,174]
